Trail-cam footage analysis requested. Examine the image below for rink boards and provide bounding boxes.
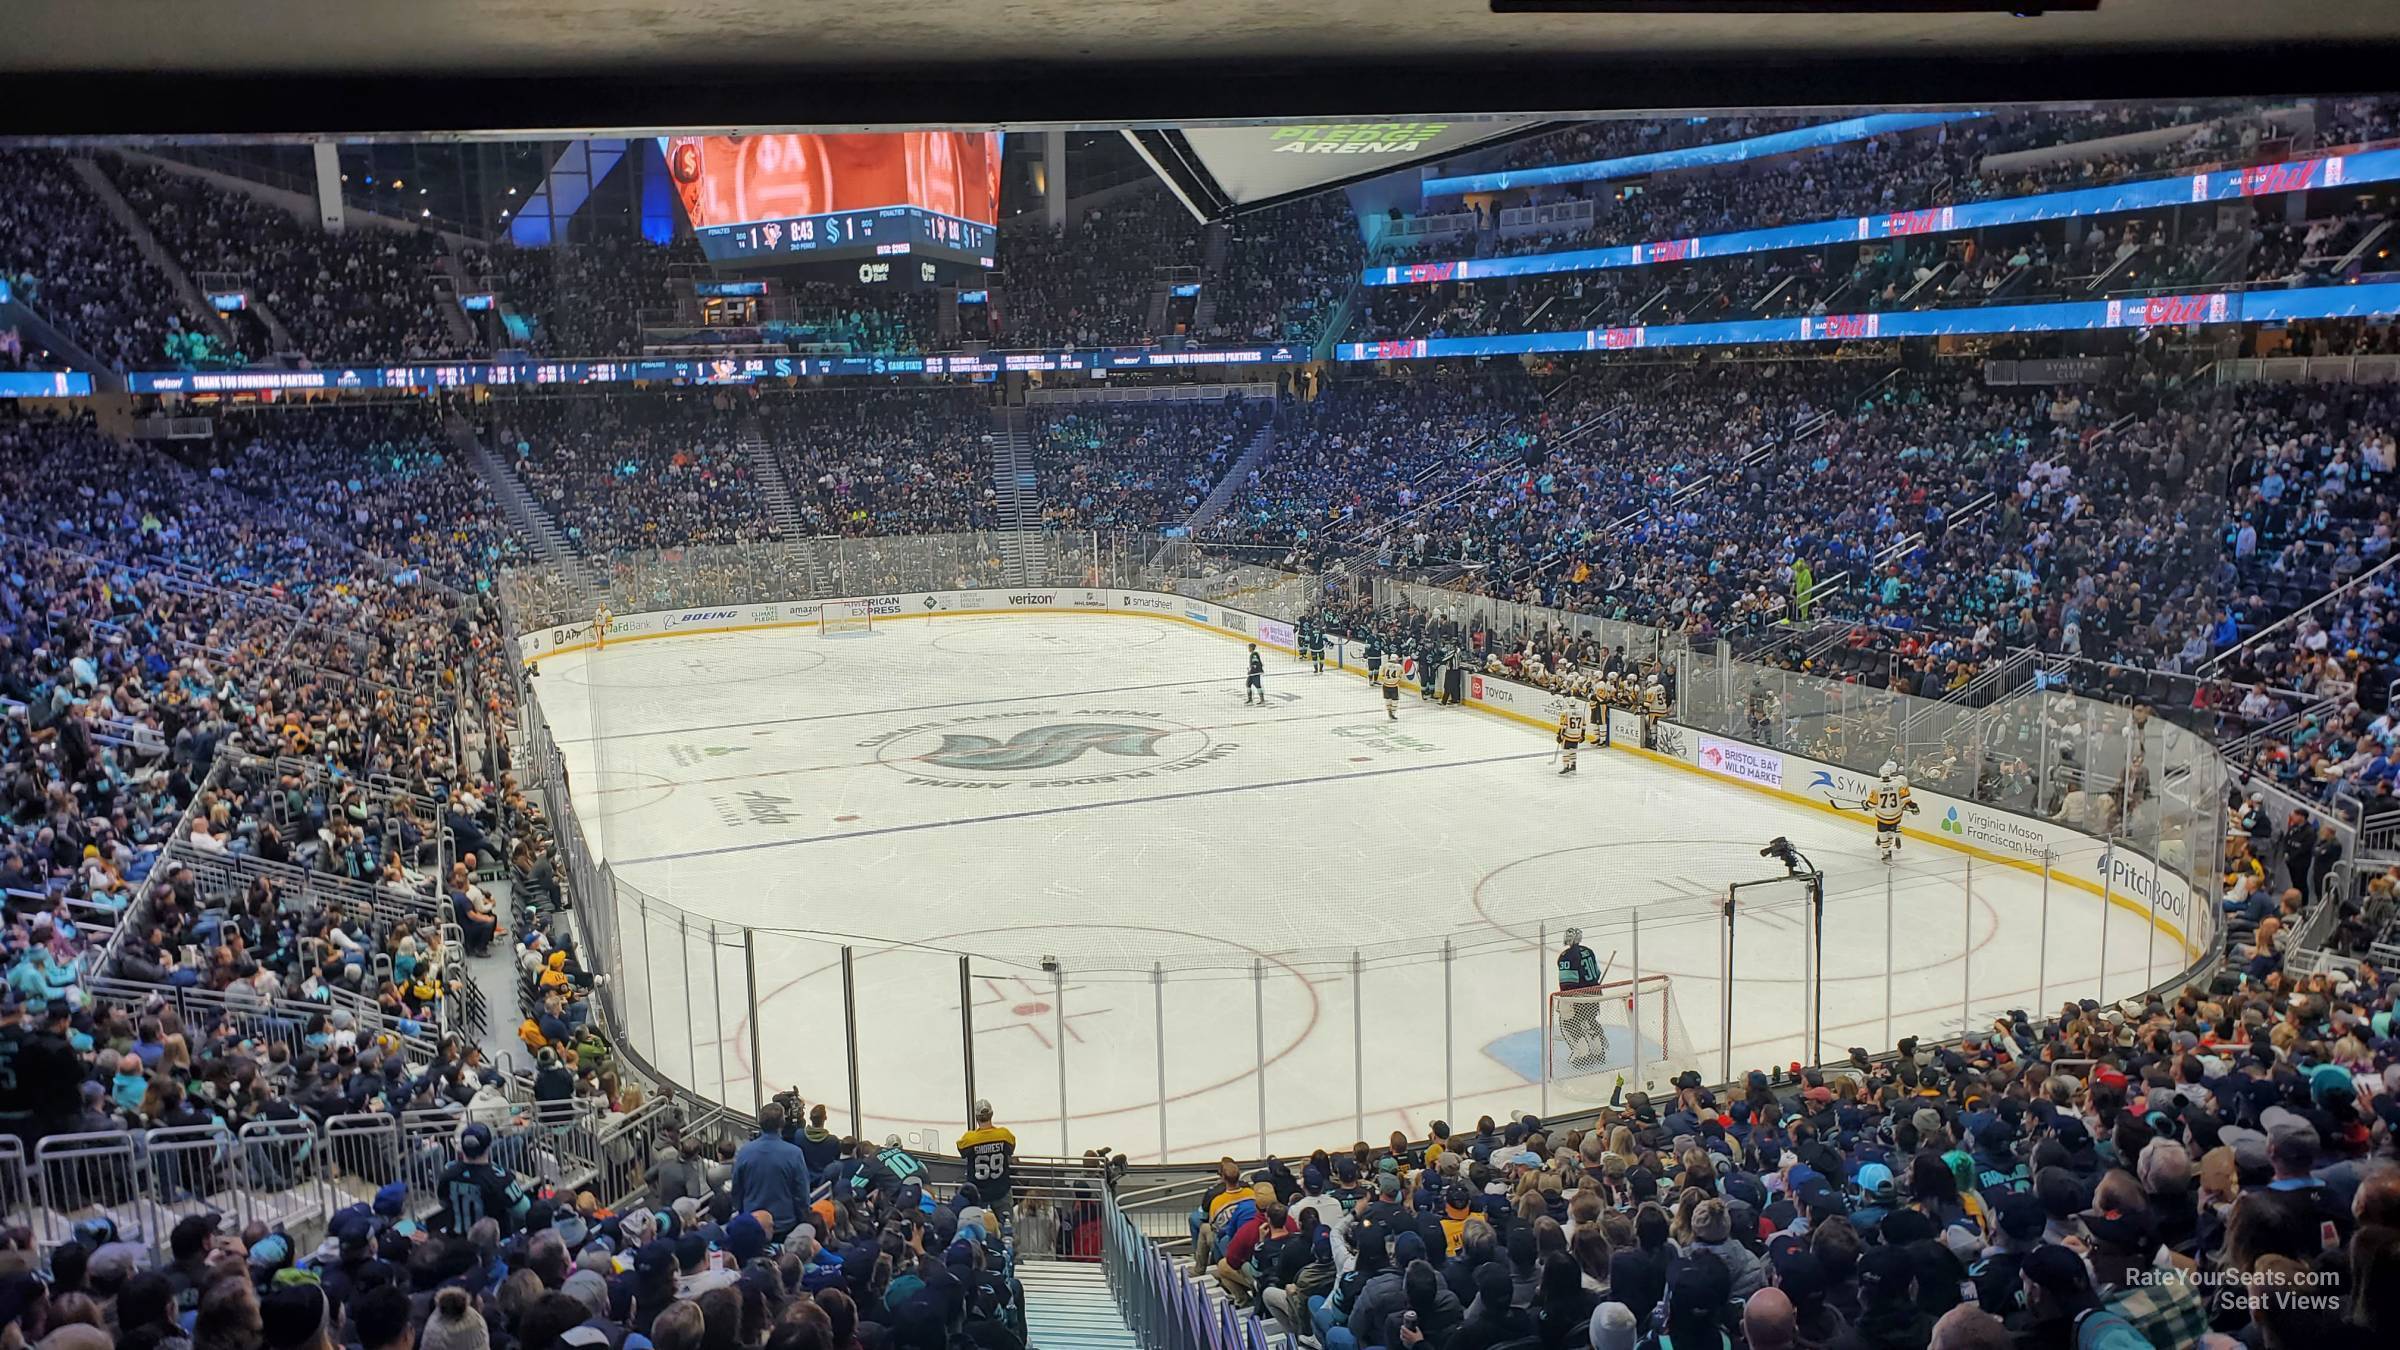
[517,584,2206,968]
[514,587,2216,1158]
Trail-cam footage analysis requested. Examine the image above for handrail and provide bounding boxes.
[1794,568,1851,613]
[1608,401,1831,535]
[2200,547,2400,676]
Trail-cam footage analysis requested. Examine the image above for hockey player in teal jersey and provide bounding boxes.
[1555,928,1609,1069]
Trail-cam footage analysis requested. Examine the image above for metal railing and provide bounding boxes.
[1104,1179,1277,1350]
[16,1096,636,1253]
[2200,547,2400,677]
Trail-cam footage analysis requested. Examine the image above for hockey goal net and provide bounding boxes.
[1545,974,1700,1102]
[819,599,875,637]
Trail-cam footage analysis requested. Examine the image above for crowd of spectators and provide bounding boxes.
[473,237,704,359]
[6,101,2400,1350]
[2,97,2388,381]
[1207,369,1546,548]
[759,389,999,538]
[1031,398,1265,530]
[173,402,533,595]
[102,158,464,367]
[768,282,938,358]
[997,188,1204,348]
[1202,350,2400,791]
[0,151,208,371]
[495,392,768,553]
[1468,113,1826,181]
[1195,957,2400,1350]
[1210,194,1372,346]
[1356,203,2393,344]
[1382,99,2378,277]
[0,397,534,1038]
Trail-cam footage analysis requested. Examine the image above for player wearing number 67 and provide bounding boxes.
[1556,707,1588,776]
[957,1098,1018,1214]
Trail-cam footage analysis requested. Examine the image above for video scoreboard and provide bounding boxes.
[665,131,1001,283]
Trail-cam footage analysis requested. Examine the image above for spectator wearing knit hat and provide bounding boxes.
[419,1287,491,1350]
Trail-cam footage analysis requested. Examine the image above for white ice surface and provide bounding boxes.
[534,615,2164,1160]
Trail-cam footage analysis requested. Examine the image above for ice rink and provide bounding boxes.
[534,613,2170,1160]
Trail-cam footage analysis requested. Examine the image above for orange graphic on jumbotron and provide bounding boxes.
[666,132,1001,231]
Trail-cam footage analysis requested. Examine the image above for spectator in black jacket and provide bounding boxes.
[1533,1253,1601,1349]
[1833,1246,1935,1350]
[1443,1219,1502,1307]
[1449,1262,1535,1350]
[795,1101,846,1175]
[532,1048,576,1104]
[1384,1259,1464,1350]
[1607,1204,1676,1326]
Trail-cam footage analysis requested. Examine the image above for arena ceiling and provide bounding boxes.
[4,1,2398,138]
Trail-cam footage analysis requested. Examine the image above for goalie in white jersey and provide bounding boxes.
[1861,760,1920,862]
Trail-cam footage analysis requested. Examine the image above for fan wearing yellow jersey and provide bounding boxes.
[957,1098,1019,1217]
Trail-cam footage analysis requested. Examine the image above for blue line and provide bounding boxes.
[609,749,1554,868]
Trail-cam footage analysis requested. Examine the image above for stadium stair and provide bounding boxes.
[246,295,303,361]
[0,295,121,392]
[1018,1259,1142,1350]
[428,258,479,353]
[1183,416,1276,533]
[65,154,242,354]
[466,877,530,1071]
[991,406,1042,584]
[1190,290,1218,342]
[737,411,806,538]
[450,412,590,583]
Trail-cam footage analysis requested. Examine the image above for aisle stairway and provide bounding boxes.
[991,406,1042,585]
[740,412,805,538]
[64,155,239,353]
[1184,416,1276,534]
[449,413,587,583]
[1019,1261,1140,1350]
[462,877,529,1071]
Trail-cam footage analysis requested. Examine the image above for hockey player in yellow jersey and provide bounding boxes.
[1380,659,1403,719]
[1557,707,1587,776]
[1640,674,1670,716]
[1863,759,1920,862]
[593,605,614,651]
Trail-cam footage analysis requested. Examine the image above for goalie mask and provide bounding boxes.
[1564,927,1583,948]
